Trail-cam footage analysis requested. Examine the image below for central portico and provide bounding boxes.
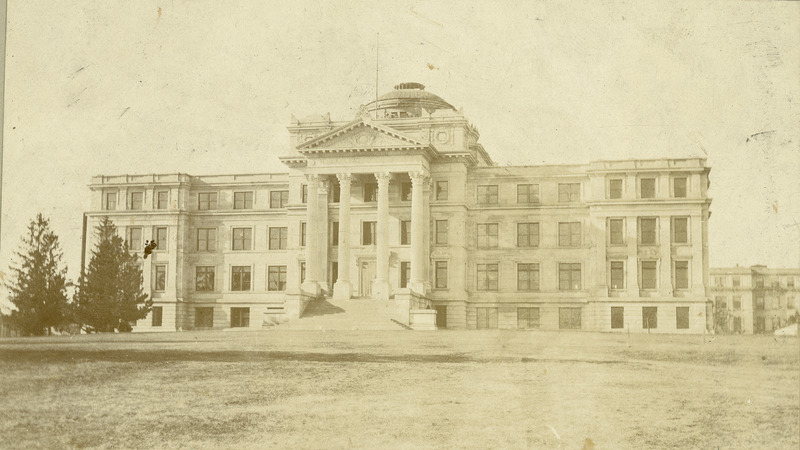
[283,118,436,301]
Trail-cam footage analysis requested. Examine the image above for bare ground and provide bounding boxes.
[0,330,797,449]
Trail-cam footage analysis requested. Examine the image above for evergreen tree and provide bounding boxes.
[74,217,151,332]
[4,214,69,336]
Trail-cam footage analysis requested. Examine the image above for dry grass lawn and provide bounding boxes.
[0,330,798,449]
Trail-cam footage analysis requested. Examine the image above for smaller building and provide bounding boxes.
[710,265,800,334]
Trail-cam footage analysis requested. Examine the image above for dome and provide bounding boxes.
[367,83,456,118]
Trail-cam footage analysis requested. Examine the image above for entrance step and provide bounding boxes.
[267,297,408,331]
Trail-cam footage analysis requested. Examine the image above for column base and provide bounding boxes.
[333,280,352,300]
[372,279,391,301]
[301,281,321,298]
[409,281,426,296]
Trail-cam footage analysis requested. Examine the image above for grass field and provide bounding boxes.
[0,330,798,449]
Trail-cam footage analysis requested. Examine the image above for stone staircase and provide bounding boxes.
[266,296,409,331]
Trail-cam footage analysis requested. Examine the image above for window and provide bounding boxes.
[477,223,499,248]
[195,266,215,291]
[558,222,581,247]
[733,296,742,310]
[559,308,582,329]
[609,219,625,245]
[755,293,765,310]
[196,228,216,252]
[788,297,796,310]
[269,227,288,250]
[400,262,410,288]
[331,182,340,203]
[517,223,539,247]
[610,261,625,290]
[639,218,657,245]
[362,221,376,245]
[104,192,117,210]
[640,178,656,198]
[301,184,308,204]
[126,227,143,251]
[517,263,540,291]
[674,261,689,290]
[151,307,163,327]
[732,276,741,287]
[268,266,287,291]
[754,276,764,288]
[609,179,623,199]
[231,266,251,291]
[435,220,448,245]
[558,183,580,203]
[435,181,448,201]
[715,296,727,310]
[642,307,658,329]
[673,177,687,198]
[129,192,144,210]
[300,262,306,284]
[641,261,658,290]
[676,307,689,329]
[234,192,254,210]
[517,308,540,329]
[611,307,624,329]
[198,192,217,210]
[401,182,412,201]
[435,261,448,289]
[477,185,498,204]
[517,184,539,203]
[477,264,499,291]
[672,217,688,244]
[300,222,307,247]
[330,222,339,246]
[270,191,288,208]
[195,307,213,328]
[476,307,498,329]
[231,308,250,328]
[154,265,167,291]
[559,263,582,291]
[788,277,795,288]
[156,191,169,209]
[232,228,252,251]
[714,276,725,288]
[364,183,377,202]
[400,220,411,245]
[153,227,168,251]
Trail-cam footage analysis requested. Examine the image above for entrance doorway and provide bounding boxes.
[359,261,375,298]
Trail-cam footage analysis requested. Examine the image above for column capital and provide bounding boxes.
[336,173,354,185]
[374,172,391,187]
[319,178,331,195]
[305,173,321,185]
[409,171,429,185]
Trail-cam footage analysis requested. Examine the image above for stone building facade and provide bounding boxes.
[710,265,800,333]
[83,83,713,332]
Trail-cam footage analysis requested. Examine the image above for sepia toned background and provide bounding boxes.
[1,0,799,309]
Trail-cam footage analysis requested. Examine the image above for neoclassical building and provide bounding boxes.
[83,82,713,332]
[710,265,799,333]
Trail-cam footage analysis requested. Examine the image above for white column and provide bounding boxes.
[302,174,321,296]
[373,172,391,300]
[318,178,330,291]
[333,173,353,299]
[409,171,428,295]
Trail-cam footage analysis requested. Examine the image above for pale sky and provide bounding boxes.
[2,1,799,307]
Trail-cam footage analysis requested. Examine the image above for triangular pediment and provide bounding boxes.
[297,119,428,153]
